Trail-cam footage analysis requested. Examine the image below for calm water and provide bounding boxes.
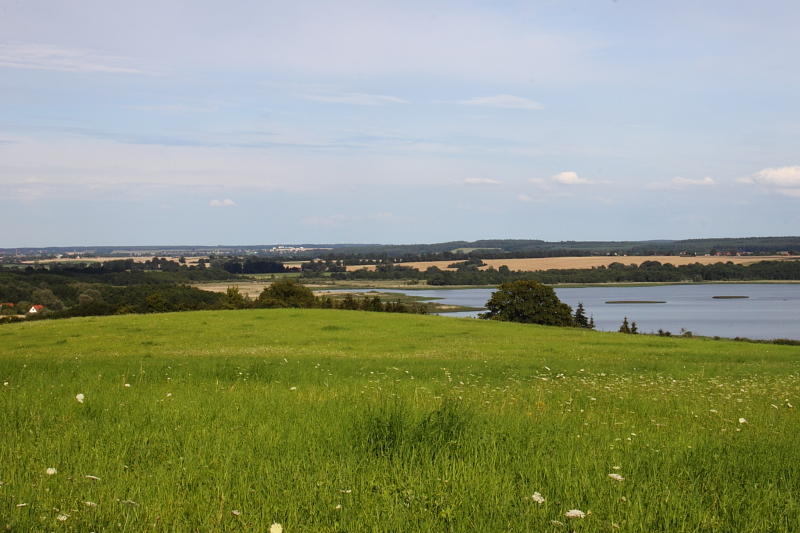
[375,284,800,340]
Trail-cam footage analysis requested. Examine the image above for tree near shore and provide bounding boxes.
[480,280,574,326]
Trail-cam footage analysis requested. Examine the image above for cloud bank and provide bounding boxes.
[737,166,800,197]
[464,178,502,185]
[0,44,141,74]
[646,176,716,190]
[552,171,591,185]
[209,199,236,207]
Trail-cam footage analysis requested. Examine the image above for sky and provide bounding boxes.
[1,0,799,247]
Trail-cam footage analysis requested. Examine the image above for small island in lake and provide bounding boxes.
[605,300,667,304]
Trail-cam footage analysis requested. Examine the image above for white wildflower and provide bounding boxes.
[710,409,718,413]
[46,468,57,475]
[76,393,84,403]
[56,514,68,521]
[612,466,621,470]
[739,418,747,424]
[335,504,342,509]
[231,510,241,516]
[16,503,27,507]
[609,473,625,481]
[120,500,138,507]
[85,501,97,507]
[166,393,172,397]
[565,509,586,519]
[85,475,100,481]
[532,492,545,504]
[290,387,297,391]
[270,524,283,533]
[550,520,564,526]
[124,383,131,387]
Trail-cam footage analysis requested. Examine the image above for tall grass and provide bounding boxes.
[1,309,799,531]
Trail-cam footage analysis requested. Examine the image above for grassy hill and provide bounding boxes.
[2,310,799,531]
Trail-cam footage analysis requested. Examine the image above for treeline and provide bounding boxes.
[306,236,800,258]
[0,278,427,325]
[0,258,236,282]
[218,280,427,314]
[20,284,222,321]
[0,267,235,310]
[325,260,800,285]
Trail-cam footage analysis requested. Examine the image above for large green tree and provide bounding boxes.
[256,278,316,309]
[480,280,574,326]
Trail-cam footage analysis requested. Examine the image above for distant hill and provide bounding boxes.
[2,236,798,259]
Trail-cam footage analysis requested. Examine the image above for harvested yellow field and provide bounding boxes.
[346,255,791,272]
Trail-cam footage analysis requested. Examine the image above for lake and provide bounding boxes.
[377,284,800,340]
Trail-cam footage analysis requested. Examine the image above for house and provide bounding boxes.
[0,303,13,308]
[29,305,45,313]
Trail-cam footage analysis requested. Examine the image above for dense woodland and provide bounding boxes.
[325,259,800,285]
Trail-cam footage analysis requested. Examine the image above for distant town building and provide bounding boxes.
[29,305,45,313]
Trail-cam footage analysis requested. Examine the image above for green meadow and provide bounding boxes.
[1,310,799,532]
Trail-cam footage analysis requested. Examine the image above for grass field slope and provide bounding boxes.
[2,310,799,532]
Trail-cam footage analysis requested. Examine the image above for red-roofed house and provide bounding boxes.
[29,305,45,313]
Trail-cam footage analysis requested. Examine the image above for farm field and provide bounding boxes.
[347,255,794,272]
[2,310,799,532]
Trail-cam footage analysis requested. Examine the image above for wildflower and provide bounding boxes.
[612,466,621,470]
[290,387,297,391]
[532,492,545,504]
[85,475,100,481]
[76,393,84,403]
[232,510,241,516]
[609,473,625,481]
[270,524,283,533]
[166,393,172,397]
[124,383,131,387]
[550,520,564,527]
[121,500,138,507]
[16,503,27,507]
[565,509,586,519]
[335,504,342,509]
[710,409,718,413]
[56,514,68,521]
[85,501,97,507]
[46,468,57,475]
[739,418,747,424]
[620,496,627,502]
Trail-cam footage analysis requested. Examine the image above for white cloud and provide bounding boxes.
[464,178,502,185]
[209,198,235,207]
[737,166,800,197]
[529,177,550,190]
[457,95,543,110]
[674,176,715,186]
[0,44,142,74]
[517,194,532,202]
[646,176,716,189]
[552,171,591,185]
[303,92,409,106]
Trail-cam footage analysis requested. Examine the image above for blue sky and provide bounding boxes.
[1,0,799,247]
